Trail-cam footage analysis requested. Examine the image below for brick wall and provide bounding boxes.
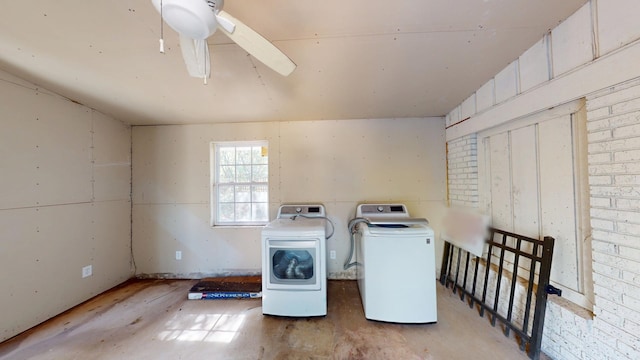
[542,298,594,360]
[446,134,478,207]
[584,79,640,359]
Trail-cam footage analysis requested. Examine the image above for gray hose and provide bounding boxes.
[344,217,370,270]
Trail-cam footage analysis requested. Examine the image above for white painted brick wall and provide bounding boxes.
[584,78,640,360]
[447,134,478,208]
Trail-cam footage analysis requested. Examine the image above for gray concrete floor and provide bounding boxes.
[0,280,533,359]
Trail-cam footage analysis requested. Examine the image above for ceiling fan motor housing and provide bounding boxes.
[152,0,220,40]
[207,0,223,13]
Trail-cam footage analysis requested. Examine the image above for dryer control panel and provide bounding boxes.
[278,204,326,219]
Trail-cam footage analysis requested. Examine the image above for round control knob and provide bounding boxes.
[377,206,384,212]
[296,207,302,213]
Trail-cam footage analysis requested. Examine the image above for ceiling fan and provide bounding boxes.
[151,0,296,81]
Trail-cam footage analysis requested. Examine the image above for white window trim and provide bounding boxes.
[477,99,594,310]
[210,140,269,227]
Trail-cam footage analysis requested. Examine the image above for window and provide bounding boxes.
[477,100,593,309]
[211,141,269,226]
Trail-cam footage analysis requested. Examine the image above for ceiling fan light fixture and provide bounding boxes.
[152,0,217,40]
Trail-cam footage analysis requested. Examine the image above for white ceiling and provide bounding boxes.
[0,0,587,125]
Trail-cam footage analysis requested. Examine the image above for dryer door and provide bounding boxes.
[265,239,320,290]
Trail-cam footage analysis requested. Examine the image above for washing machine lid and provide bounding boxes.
[263,217,326,237]
[366,217,429,226]
[356,203,431,235]
[362,222,434,236]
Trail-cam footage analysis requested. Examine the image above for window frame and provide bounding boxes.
[210,141,269,227]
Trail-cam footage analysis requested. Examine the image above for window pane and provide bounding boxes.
[235,185,251,202]
[219,203,234,222]
[252,185,268,202]
[236,165,252,183]
[214,142,269,225]
[252,165,268,183]
[219,185,234,202]
[252,202,269,222]
[219,147,235,165]
[235,203,251,221]
[236,147,252,165]
[252,146,268,164]
[219,166,235,183]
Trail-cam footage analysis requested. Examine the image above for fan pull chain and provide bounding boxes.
[203,40,208,85]
[159,0,165,53]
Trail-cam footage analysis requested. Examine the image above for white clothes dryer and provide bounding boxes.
[262,205,327,317]
[354,203,437,323]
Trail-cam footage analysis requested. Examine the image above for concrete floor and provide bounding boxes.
[0,280,533,359]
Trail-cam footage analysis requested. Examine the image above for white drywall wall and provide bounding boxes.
[132,118,447,279]
[0,70,132,342]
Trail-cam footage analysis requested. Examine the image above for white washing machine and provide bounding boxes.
[355,203,437,323]
[261,204,327,317]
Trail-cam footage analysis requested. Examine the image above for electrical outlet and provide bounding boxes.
[330,250,336,260]
[175,251,182,260]
[82,265,92,278]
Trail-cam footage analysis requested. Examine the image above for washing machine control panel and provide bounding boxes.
[358,204,409,218]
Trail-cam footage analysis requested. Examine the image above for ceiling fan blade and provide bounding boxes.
[215,14,235,34]
[216,10,296,76]
[179,35,211,79]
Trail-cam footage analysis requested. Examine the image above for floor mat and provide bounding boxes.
[188,276,262,300]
